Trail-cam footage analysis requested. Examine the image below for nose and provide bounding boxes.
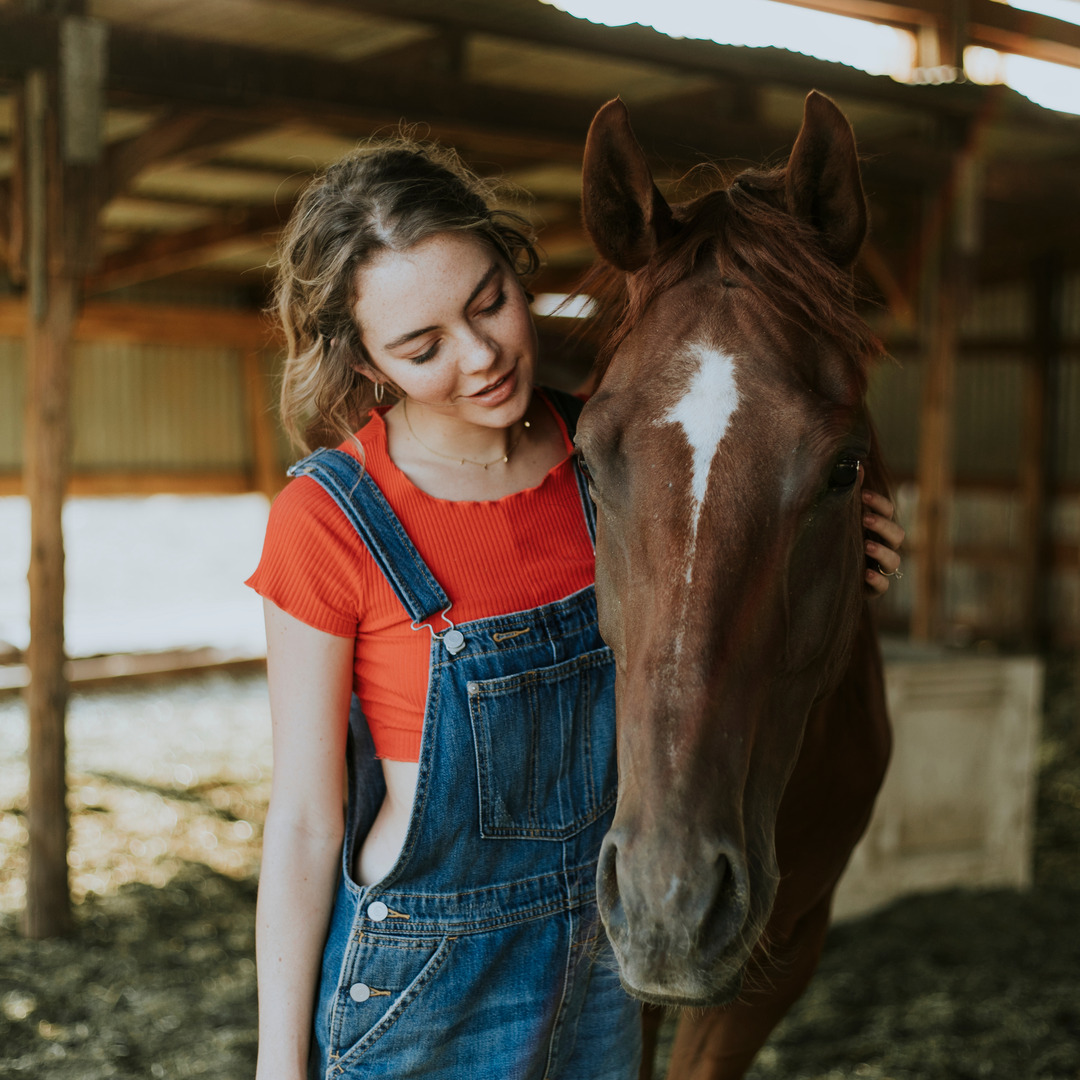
[597,826,751,995]
[459,326,498,373]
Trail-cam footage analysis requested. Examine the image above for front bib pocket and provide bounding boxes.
[467,645,617,840]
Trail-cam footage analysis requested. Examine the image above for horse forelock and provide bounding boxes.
[576,166,883,400]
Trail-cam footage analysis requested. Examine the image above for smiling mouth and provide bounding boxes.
[469,370,513,397]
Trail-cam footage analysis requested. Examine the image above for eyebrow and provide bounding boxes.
[382,262,502,351]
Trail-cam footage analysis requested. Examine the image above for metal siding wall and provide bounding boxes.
[0,339,25,470]
[868,351,921,476]
[71,341,249,469]
[1,338,255,472]
[954,355,1025,481]
[960,281,1029,339]
[868,353,1025,481]
[1056,358,1080,485]
[1061,272,1080,339]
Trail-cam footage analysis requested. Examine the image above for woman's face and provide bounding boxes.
[353,232,537,428]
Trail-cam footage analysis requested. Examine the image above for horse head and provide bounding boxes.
[578,92,884,1007]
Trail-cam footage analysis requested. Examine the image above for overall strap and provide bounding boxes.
[542,387,596,546]
[288,447,451,625]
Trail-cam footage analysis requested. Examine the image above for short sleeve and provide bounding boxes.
[246,476,367,637]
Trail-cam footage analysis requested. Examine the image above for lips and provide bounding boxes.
[466,367,517,405]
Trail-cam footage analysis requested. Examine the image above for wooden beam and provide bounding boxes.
[335,0,1080,95]
[968,0,1080,70]
[104,111,216,204]
[85,202,292,294]
[242,348,286,499]
[632,0,1080,69]
[0,5,1010,130]
[0,298,269,348]
[0,470,256,496]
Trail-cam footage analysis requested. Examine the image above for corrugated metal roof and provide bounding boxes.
[90,0,431,61]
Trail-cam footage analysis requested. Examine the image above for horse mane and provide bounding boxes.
[575,165,884,396]
[573,164,891,498]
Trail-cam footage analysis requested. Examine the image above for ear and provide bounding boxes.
[582,98,674,272]
[785,91,867,267]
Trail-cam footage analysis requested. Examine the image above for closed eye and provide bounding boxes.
[574,451,597,498]
[477,289,507,316]
[410,338,441,364]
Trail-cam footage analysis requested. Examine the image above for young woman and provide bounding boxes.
[247,139,904,1080]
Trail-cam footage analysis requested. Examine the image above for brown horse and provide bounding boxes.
[576,92,893,1078]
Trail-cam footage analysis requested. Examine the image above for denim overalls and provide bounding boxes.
[288,390,640,1080]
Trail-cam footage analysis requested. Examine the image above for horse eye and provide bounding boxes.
[828,457,860,490]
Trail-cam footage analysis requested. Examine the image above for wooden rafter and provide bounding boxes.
[86,201,292,294]
[0,5,1037,127]
[779,0,1080,67]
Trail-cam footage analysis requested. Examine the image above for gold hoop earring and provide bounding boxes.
[373,381,385,404]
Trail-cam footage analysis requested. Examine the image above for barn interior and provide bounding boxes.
[0,2,1078,1074]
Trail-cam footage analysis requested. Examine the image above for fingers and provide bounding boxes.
[865,566,890,595]
[861,488,895,521]
[862,488,905,595]
[864,511,905,553]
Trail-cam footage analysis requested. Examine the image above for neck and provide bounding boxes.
[396,397,530,468]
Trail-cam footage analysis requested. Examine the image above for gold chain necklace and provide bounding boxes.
[402,399,530,469]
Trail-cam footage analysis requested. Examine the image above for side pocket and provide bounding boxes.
[468,645,617,840]
[330,934,455,1071]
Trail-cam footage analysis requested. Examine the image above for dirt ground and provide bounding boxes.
[0,658,1077,1080]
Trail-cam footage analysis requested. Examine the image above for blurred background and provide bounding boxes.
[1,0,1078,1076]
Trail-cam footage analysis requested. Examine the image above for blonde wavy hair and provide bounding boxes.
[272,136,541,451]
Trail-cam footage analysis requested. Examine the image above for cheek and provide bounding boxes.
[380,357,457,400]
[503,301,538,355]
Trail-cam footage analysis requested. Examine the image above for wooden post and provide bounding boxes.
[22,14,106,939]
[242,347,284,500]
[911,245,959,642]
[911,120,982,642]
[1018,254,1063,649]
[22,65,73,938]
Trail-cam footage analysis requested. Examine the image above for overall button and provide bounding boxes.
[466,681,478,695]
[443,629,466,655]
[367,901,389,922]
[349,983,371,1003]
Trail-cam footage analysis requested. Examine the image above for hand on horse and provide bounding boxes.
[862,489,905,595]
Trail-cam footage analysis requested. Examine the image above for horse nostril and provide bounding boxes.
[596,837,627,941]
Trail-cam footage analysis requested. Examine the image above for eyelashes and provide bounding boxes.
[408,289,508,365]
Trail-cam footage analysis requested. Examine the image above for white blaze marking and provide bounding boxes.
[656,343,740,581]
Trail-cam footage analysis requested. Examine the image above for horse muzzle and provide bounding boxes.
[596,824,759,1006]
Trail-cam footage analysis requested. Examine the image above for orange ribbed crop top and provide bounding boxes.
[246,393,596,761]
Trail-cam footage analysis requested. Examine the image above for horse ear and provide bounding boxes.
[582,98,674,272]
[785,91,867,267]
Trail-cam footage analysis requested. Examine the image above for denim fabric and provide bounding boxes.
[289,390,640,1080]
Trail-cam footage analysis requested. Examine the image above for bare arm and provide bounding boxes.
[256,599,355,1080]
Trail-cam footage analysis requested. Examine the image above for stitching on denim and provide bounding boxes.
[362,936,443,951]
[464,646,612,691]
[336,934,455,1068]
[431,626,601,666]
[373,863,588,902]
[544,905,576,1079]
